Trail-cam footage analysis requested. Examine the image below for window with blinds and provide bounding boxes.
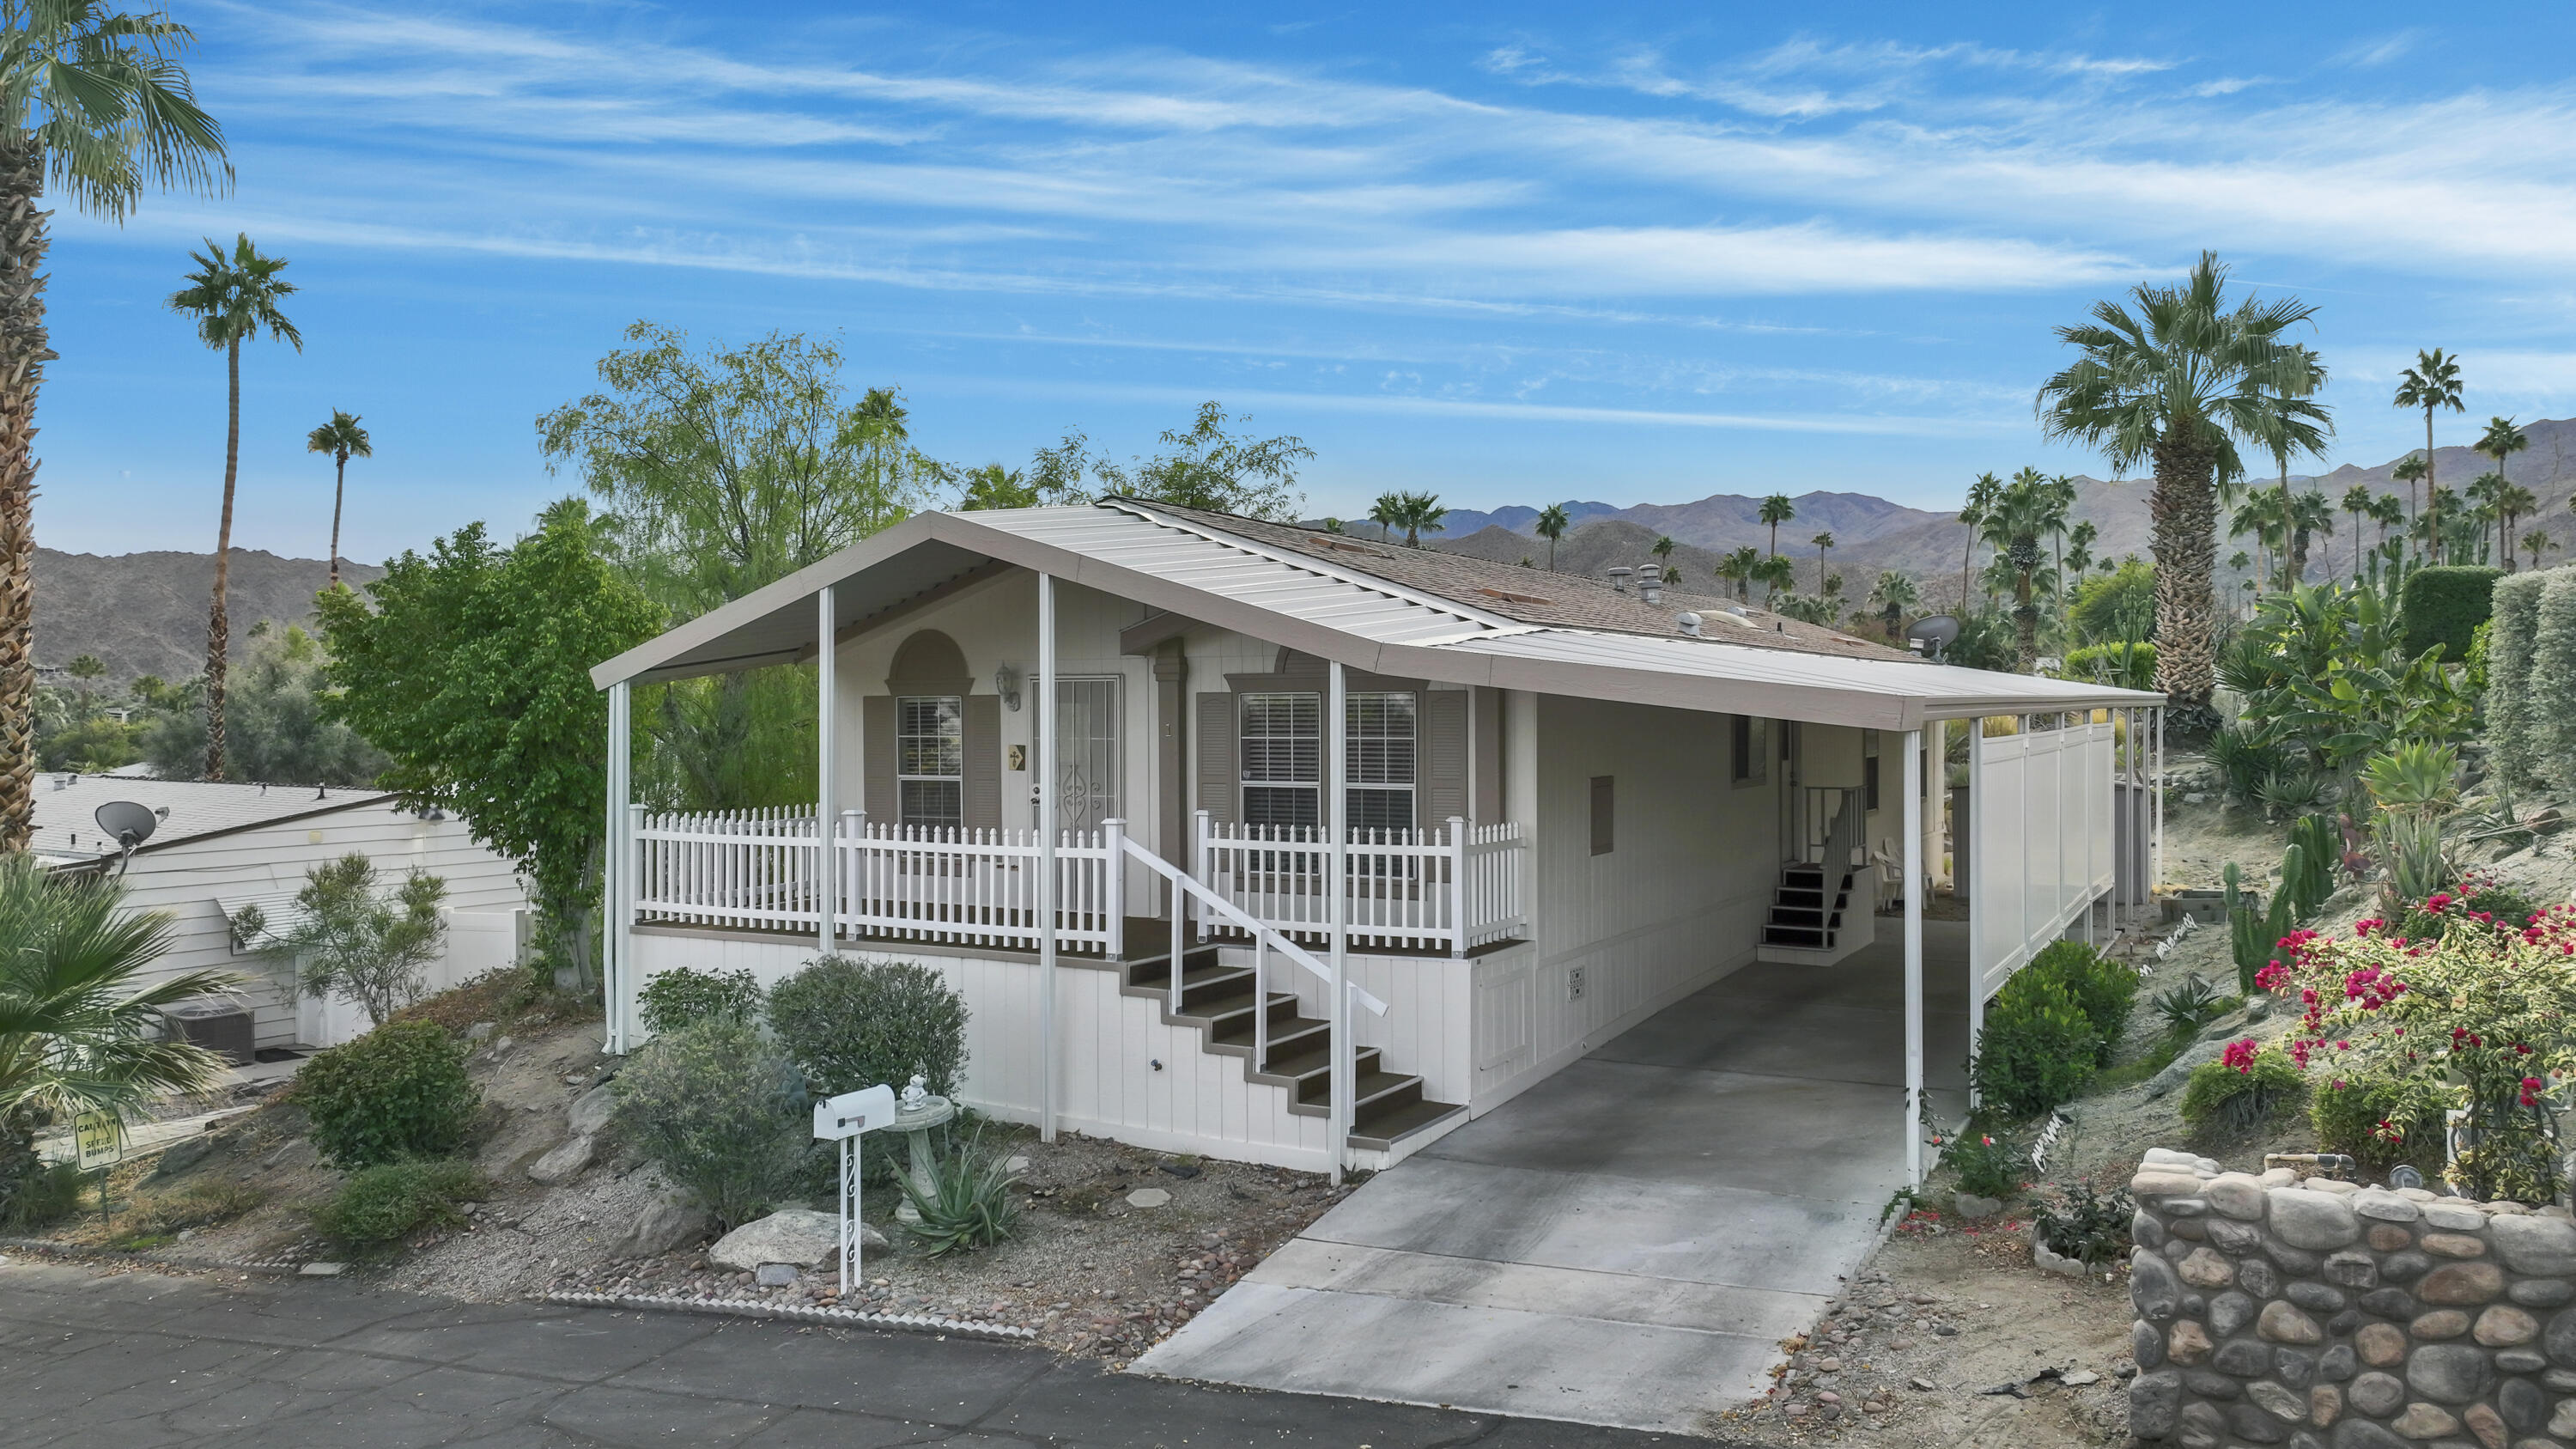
[897,695,964,829]
[1240,692,1321,828]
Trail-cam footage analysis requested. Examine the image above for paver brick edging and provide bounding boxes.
[0,1234,305,1275]
[543,1289,1042,1342]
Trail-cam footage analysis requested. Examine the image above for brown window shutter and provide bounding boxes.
[962,694,1001,831]
[1590,775,1614,855]
[1423,689,1467,828]
[1195,692,1236,825]
[1472,687,1502,824]
[862,696,896,825]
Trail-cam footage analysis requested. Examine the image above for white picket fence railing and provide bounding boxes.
[1193,813,1528,957]
[633,807,1528,959]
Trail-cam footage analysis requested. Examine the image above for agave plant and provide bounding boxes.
[2256,764,2326,815]
[898,1133,1022,1256]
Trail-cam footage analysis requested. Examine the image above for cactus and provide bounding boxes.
[2225,861,2266,995]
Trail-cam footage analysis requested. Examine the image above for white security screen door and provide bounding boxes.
[1054,677,1121,833]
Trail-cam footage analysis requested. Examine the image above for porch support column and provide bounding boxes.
[1903,726,1925,1189]
[817,585,836,959]
[604,679,630,1055]
[1038,572,1059,1143]
[1965,715,1983,1110]
[1327,659,1351,1186]
[2153,706,2166,905]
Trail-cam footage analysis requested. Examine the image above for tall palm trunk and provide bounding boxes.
[327,452,344,588]
[2013,569,2037,673]
[2149,429,2220,721]
[204,337,239,781]
[1959,533,1973,615]
[0,138,46,851]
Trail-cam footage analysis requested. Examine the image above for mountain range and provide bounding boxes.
[33,548,383,686]
[1403,416,2576,609]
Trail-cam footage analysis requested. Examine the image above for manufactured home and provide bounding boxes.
[590,500,2165,1181]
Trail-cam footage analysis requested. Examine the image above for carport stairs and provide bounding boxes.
[1117,921,1463,1150]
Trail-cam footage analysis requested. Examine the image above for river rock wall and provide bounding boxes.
[2129,1147,2576,1449]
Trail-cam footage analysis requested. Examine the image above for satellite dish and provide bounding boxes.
[95,800,159,849]
[1906,614,1963,660]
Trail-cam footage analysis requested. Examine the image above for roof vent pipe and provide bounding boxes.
[1606,565,1632,594]
[1639,570,1664,605]
[1676,612,1702,637]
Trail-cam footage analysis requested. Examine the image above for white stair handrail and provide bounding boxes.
[1119,835,1387,1018]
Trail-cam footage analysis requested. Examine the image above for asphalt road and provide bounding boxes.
[0,1257,1701,1448]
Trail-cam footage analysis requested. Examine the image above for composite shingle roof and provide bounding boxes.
[29,774,393,867]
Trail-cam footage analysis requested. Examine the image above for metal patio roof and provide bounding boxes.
[589,502,2164,731]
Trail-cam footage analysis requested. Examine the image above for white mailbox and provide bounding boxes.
[812,1082,898,1292]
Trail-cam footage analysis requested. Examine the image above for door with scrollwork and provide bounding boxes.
[1054,677,1121,833]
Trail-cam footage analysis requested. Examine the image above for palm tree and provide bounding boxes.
[169,234,299,782]
[1868,570,1918,638]
[1957,471,1999,612]
[2393,349,2465,521]
[2372,493,2403,563]
[1716,545,1760,602]
[1753,553,1795,605]
[2230,491,2284,594]
[2390,454,2428,551]
[2498,484,2538,569]
[2522,529,2557,571]
[957,462,1038,511]
[2476,416,2529,568]
[1979,472,2063,671]
[0,3,228,852]
[2036,252,2328,723]
[2342,484,2375,575]
[0,855,240,1222]
[2286,489,2334,585]
[2464,472,2506,565]
[1367,491,1401,544]
[1808,531,1833,593]
[304,410,371,588]
[1394,490,1445,547]
[1534,502,1571,571]
[1759,493,1795,557]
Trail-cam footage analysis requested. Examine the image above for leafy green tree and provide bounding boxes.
[137,624,386,787]
[1534,503,1570,571]
[1759,493,1795,557]
[2036,252,2328,727]
[305,410,371,588]
[168,234,299,782]
[316,500,661,982]
[0,1,227,852]
[0,854,237,1224]
[2219,581,2474,782]
[241,853,447,1027]
[1028,402,1311,521]
[2393,349,2465,522]
[2070,557,2155,645]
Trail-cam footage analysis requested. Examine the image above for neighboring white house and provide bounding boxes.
[588,499,2166,1181]
[32,775,531,1051]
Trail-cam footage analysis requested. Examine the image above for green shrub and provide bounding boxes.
[2063,642,2156,690]
[637,965,764,1037]
[2310,1068,2447,1174]
[2032,1180,2134,1268]
[610,1017,809,1230]
[314,1159,485,1244]
[1969,974,2100,1117]
[2206,724,2290,805]
[2487,569,2548,788]
[2180,1048,2306,1134]
[2400,565,2500,661]
[899,1134,1022,1256]
[0,1158,86,1230]
[1937,1126,2024,1200]
[768,956,969,1098]
[295,1020,479,1170]
[2024,941,2136,1065]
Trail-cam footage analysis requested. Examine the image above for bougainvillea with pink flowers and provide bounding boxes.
[2253,895,2576,1202]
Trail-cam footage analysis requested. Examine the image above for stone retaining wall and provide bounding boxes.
[2129,1147,2576,1449]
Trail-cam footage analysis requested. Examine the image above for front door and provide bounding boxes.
[1055,677,1121,834]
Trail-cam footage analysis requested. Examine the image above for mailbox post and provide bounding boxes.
[811,1083,897,1295]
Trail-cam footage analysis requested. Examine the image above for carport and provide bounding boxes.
[1135,920,1975,1436]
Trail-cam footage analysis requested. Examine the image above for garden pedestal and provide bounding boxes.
[890,1094,955,1225]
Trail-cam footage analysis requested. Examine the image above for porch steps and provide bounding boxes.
[1117,918,1464,1152]
[1760,862,1853,951]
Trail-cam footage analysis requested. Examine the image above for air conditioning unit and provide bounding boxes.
[165,998,255,1067]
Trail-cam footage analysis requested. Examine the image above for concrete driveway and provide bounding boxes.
[1133,921,1973,1436]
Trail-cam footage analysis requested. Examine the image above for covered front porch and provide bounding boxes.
[1134,921,1976,1435]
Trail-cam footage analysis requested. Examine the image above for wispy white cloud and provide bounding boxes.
[2334,31,2421,68]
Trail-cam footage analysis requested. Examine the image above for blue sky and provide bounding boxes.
[39,2,2576,560]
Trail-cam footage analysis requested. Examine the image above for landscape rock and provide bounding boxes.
[2268,1190,2361,1250]
[2488,1215,2576,1275]
[2403,1343,2493,1403]
[526,1134,595,1184]
[568,1084,619,1138]
[609,1193,714,1258]
[1953,1191,2002,1221]
[2348,1371,2406,1417]
[710,1209,849,1270]
[149,1134,218,1179]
